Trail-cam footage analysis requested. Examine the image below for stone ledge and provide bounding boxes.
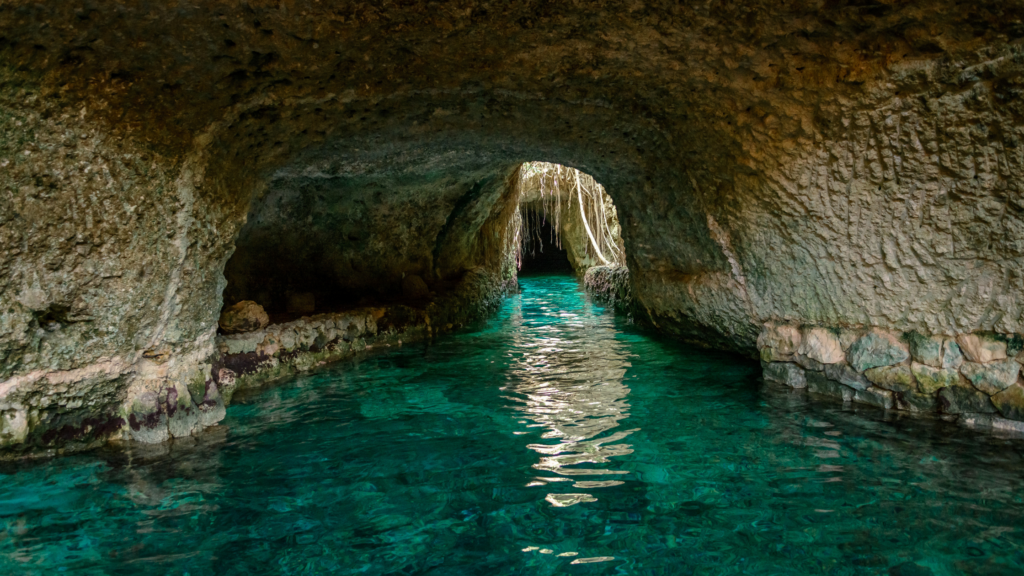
[759,322,1024,433]
[209,267,514,405]
[0,268,514,457]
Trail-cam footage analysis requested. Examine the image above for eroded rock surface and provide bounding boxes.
[2,1,1024,451]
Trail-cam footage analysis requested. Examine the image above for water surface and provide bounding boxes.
[2,276,1024,575]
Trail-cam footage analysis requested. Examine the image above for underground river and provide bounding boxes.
[2,276,1023,574]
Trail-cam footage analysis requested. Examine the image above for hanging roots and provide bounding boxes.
[512,161,624,269]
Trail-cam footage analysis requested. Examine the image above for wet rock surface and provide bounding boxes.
[759,322,1024,432]
[583,265,633,314]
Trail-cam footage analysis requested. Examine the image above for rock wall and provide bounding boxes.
[584,265,634,316]
[759,322,1024,433]
[224,141,521,312]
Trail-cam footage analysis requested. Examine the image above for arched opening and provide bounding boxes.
[217,153,628,333]
[514,162,625,277]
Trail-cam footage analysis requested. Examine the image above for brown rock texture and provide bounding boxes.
[2,0,1024,449]
[219,301,270,334]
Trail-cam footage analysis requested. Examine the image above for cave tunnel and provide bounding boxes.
[2,6,1024,559]
[518,208,573,275]
[221,156,624,328]
[3,1,1024,571]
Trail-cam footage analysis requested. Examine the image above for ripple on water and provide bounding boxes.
[1,275,1024,575]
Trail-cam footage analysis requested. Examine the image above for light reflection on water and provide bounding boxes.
[502,300,635,508]
[0,275,1022,574]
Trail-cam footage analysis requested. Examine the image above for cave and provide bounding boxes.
[519,208,573,275]
[2,1,1024,572]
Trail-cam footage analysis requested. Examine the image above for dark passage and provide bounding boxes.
[519,209,573,274]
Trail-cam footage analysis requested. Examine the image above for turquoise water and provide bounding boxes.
[3,276,1024,575]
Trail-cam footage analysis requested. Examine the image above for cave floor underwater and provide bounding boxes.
[1,276,1022,575]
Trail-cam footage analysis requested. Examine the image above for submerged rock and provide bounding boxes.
[853,387,895,410]
[219,301,270,334]
[763,362,806,389]
[938,384,997,415]
[991,384,1024,421]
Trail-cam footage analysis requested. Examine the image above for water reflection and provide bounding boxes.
[501,291,638,506]
[3,277,1024,574]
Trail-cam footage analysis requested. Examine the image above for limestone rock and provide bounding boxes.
[0,408,29,446]
[960,360,1021,396]
[760,347,791,363]
[895,391,938,413]
[797,327,844,365]
[911,362,960,394]
[402,274,431,300]
[991,384,1024,421]
[838,330,861,352]
[219,301,270,334]
[907,333,943,368]
[757,324,801,360]
[941,339,965,370]
[823,362,871,391]
[956,333,1007,363]
[847,331,909,373]
[806,371,854,401]
[853,387,894,410]
[938,384,997,415]
[864,365,917,393]
[763,362,806,389]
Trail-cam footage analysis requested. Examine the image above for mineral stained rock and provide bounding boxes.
[3,0,1024,450]
[956,334,1009,364]
[910,363,960,395]
[864,365,917,393]
[848,332,910,373]
[960,360,1022,396]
